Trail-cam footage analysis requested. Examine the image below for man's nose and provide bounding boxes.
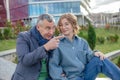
[49,29,54,34]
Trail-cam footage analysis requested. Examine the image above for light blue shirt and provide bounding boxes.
[49,35,94,80]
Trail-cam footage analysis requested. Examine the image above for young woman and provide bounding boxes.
[49,13,120,80]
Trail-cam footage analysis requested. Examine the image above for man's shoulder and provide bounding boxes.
[19,30,30,36]
[18,31,31,40]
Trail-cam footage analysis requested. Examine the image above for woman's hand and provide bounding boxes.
[94,51,106,60]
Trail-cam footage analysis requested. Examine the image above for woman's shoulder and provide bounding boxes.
[76,36,86,41]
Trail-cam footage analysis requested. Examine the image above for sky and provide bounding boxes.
[90,0,120,13]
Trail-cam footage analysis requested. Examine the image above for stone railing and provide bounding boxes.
[105,50,120,60]
[0,49,16,62]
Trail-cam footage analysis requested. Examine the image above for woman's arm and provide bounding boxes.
[49,49,68,80]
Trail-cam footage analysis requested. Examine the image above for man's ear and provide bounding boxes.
[36,25,39,30]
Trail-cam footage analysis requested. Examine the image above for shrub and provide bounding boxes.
[5,21,12,28]
[117,57,120,68]
[78,30,88,40]
[114,34,119,42]
[97,36,105,44]
[79,25,88,30]
[54,27,60,36]
[3,28,12,39]
[14,20,31,35]
[105,24,110,30]
[5,21,16,39]
[106,34,119,43]
[87,22,96,50]
[0,29,3,40]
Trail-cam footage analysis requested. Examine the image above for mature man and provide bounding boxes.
[11,14,64,80]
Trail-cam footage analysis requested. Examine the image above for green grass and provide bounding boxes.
[95,41,120,53]
[79,27,120,53]
[0,28,119,53]
[95,28,120,53]
[0,39,16,51]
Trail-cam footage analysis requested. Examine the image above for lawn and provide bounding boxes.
[0,39,16,51]
[0,28,120,54]
[95,28,120,53]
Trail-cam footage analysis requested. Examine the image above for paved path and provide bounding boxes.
[0,58,16,80]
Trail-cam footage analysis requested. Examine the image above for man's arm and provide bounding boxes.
[17,32,64,67]
[16,33,47,66]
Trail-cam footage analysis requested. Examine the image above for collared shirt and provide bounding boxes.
[49,35,94,80]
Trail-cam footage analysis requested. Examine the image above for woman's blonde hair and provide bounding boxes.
[57,13,80,34]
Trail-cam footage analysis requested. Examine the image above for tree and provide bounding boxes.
[87,22,96,50]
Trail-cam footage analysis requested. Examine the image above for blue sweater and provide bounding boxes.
[49,36,94,80]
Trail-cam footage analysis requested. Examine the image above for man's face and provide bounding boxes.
[37,19,55,40]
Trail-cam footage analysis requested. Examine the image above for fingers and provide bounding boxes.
[100,54,106,60]
[44,36,64,51]
[95,53,99,57]
[54,35,64,44]
[94,52,106,60]
[100,55,104,60]
[44,35,64,51]
[61,73,66,77]
[98,52,106,60]
[55,35,64,40]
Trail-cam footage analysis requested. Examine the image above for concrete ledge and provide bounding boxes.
[0,49,16,62]
[0,58,16,80]
[96,78,111,80]
[105,50,120,60]
[0,49,16,57]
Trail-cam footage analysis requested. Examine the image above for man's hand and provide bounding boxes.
[94,51,106,60]
[44,35,64,51]
[61,73,66,77]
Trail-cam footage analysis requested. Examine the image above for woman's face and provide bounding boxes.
[59,18,74,36]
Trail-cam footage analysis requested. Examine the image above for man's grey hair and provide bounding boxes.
[37,14,55,25]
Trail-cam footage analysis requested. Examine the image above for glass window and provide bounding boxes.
[28,1,81,21]
[31,18,37,26]
[29,0,56,2]
[40,4,46,14]
[36,4,40,16]
[29,5,33,16]
[48,4,54,14]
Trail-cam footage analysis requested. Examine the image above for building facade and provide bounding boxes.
[9,0,91,27]
[89,12,120,27]
[0,0,7,27]
[9,0,29,25]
